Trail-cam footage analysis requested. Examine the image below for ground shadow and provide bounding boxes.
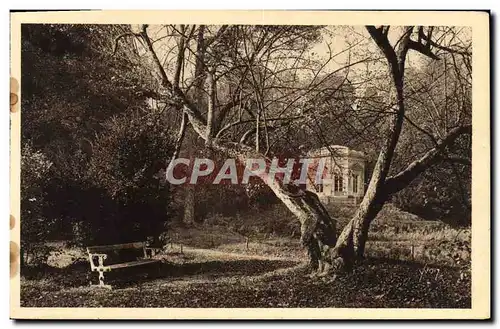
[21,258,298,289]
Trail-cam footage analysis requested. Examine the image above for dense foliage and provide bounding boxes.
[21,24,175,262]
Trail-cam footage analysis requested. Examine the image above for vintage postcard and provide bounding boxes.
[10,10,490,319]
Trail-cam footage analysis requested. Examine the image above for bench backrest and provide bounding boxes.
[87,242,148,267]
[87,242,146,254]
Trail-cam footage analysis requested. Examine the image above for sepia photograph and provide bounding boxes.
[9,10,490,319]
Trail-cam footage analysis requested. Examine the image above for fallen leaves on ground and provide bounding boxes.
[21,254,470,308]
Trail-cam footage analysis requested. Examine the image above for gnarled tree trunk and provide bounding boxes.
[269,186,337,273]
[215,143,339,274]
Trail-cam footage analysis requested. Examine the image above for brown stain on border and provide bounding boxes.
[10,77,20,277]
[10,241,19,278]
[10,77,19,113]
[10,77,19,93]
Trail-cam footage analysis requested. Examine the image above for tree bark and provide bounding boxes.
[183,182,196,226]
[214,142,338,273]
[181,26,207,227]
[261,175,338,273]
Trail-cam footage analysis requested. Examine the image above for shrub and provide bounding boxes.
[21,144,55,265]
[85,112,176,245]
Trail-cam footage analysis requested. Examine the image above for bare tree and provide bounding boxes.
[123,24,471,276]
[327,26,472,270]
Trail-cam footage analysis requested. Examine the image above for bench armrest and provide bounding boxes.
[88,253,108,270]
[144,247,162,258]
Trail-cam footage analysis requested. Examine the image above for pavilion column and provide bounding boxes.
[344,169,349,196]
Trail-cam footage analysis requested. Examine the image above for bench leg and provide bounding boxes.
[90,268,112,289]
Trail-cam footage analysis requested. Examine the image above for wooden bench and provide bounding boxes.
[86,241,161,289]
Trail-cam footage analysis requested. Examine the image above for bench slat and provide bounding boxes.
[87,242,146,253]
[107,259,159,270]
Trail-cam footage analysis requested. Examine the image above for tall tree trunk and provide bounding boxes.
[332,189,386,263]
[326,27,413,266]
[181,130,199,226]
[330,103,405,262]
[183,183,196,226]
[181,26,207,227]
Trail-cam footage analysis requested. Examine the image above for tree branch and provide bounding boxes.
[140,25,173,91]
[439,155,472,166]
[139,25,208,137]
[407,39,440,60]
[173,25,186,90]
[206,70,216,145]
[112,32,139,56]
[420,28,472,56]
[384,124,472,195]
[169,111,189,164]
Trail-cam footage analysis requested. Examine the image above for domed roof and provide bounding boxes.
[307,145,365,160]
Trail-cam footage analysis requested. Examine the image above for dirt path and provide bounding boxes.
[137,244,304,288]
[166,243,302,261]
